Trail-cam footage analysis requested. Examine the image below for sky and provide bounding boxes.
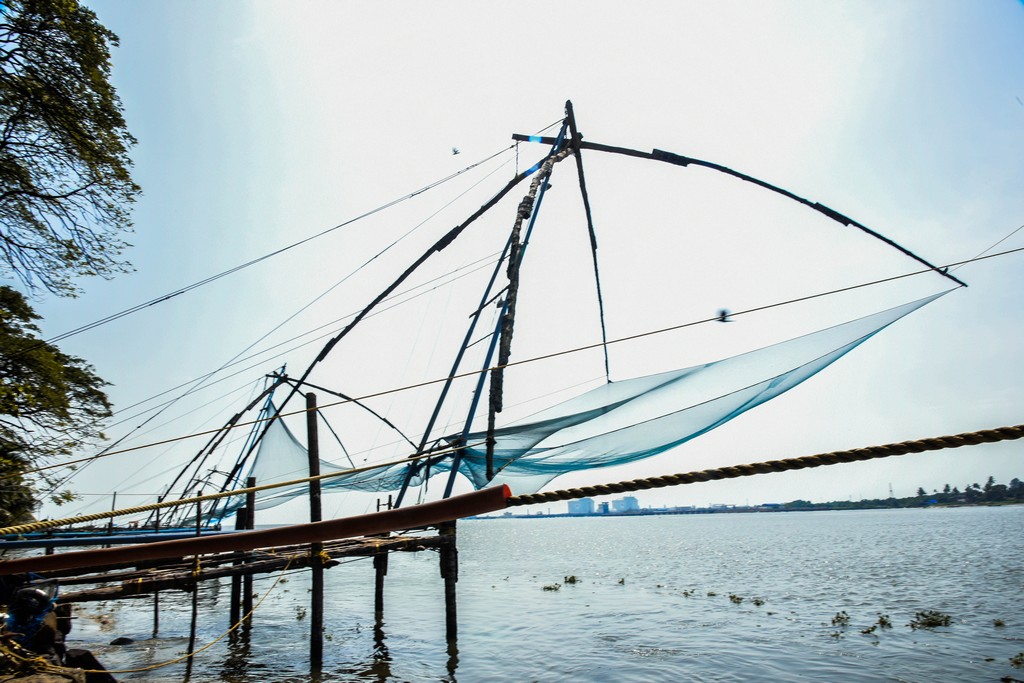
[22,1,1024,523]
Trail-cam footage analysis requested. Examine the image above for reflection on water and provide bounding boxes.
[72,506,1023,682]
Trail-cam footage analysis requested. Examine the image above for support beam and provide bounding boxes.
[1,486,511,575]
[242,478,256,632]
[439,522,458,642]
[373,550,388,621]
[306,393,324,672]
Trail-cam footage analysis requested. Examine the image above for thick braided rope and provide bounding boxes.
[507,424,1024,506]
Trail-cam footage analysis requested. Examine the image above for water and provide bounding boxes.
[72,506,1023,681]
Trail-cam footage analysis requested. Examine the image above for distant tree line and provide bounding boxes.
[782,475,1024,511]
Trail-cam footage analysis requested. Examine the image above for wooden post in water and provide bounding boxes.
[439,521,458,642]
[153,500,161,637]
[242,478,255,632]
[373,550,388,621]
[306,392,324,672]
[229,506,248,630]
[185,493,203,679]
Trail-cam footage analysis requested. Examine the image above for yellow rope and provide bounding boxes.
[0,440,482,537]
[28,558,297,676]
[507,423,1024,506]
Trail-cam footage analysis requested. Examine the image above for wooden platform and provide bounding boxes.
[54,533,443,604]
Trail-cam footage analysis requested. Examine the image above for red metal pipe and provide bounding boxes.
[1,485,511,575]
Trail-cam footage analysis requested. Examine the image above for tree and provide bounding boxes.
[916,487,926,497]
[0,0,139,297]
[0,285,110,523]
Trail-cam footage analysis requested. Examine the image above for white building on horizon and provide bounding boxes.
[568,498,596,515]
[612,496,640,513]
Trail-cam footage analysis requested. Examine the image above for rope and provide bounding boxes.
[0,441,483,537]
[13,244,1024,484]
[41,558,295,676]
[507,424,1024,506]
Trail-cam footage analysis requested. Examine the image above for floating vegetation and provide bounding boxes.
[728,594,744,604]
[295,606,307,621]
[752,598,765,607]
[909,610,952,629]
[707,591,717,597]
[994,619,1006,628]
[877,614,892,629]
[564,575,580,585]
[681,589,694,597]
[1011,652,1024,668]
[543,583,561,592]
[831,611,850,627]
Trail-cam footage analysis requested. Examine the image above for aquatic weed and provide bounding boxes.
[752,598,765,607]
[876,614,892,629]
[564,575,580,585]
[543,583,561,592]
[1010,652,1024,668]
[994,619,1006,628]
[831,611,850,627]
[728,594,744,604]
[909,610,952,629]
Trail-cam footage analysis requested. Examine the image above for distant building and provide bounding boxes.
[612,496,640,513]
[568,498,595,515]
[597,501,610,514]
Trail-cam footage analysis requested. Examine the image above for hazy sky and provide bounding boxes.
[28,1,1024,522]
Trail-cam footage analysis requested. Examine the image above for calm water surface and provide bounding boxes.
[75,506,1023,681]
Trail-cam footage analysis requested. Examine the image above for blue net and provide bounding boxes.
[232,291,946,508]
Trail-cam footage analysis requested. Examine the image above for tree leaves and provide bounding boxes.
[0,285,111,520]
[0,0,140,296]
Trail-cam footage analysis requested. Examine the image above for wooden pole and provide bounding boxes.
[439,521,458,642]
[228,506,247,631]
[104,492,117,549]
[1,487,511,574]
[185,493,202,680]
[153,499,161,637]
[373,550,388,621]
[242,478,255,632]
[306,392,324,672]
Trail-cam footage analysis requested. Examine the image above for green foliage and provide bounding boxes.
[0,285,110,521]
[780,474,1024,512]
[0,0,139,296]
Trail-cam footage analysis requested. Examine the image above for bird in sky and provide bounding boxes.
[452,146,460,155]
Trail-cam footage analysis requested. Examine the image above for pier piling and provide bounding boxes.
[306,392,324,672]
[439,521,458,642]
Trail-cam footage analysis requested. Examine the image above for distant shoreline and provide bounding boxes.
[472,501,1023,520]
